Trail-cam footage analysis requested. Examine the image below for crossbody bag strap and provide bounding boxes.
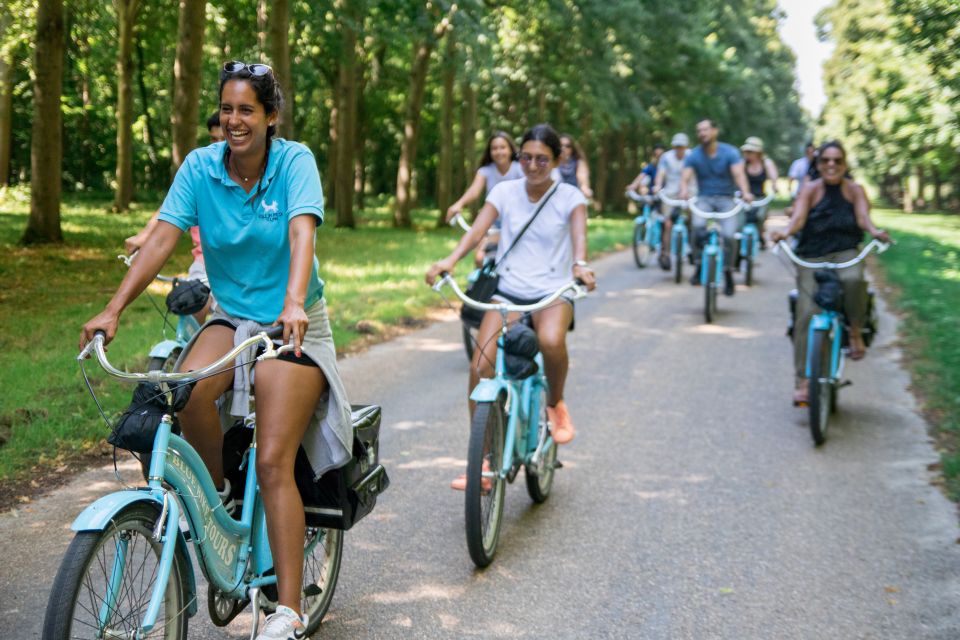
[494,181,559,272]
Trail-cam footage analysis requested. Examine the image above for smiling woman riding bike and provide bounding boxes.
[426,124,596,489]
[80,61,353,640]
[771,140,891,405]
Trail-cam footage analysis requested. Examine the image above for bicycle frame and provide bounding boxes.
[699,221,726,286]
[670,214,689,260]
[73,332,293,633]
[806,311,844,383]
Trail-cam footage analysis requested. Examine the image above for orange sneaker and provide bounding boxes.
[547,400,576,444]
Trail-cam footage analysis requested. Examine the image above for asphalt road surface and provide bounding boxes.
[3,219,960,639]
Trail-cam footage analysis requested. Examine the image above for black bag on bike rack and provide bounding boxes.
[166,277,210,316]
[813,269,844,312]
[108,381,192,453]
[295,405,390,530]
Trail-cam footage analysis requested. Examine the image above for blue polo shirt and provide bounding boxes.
[158,139,324,324]
[683,142,742,196]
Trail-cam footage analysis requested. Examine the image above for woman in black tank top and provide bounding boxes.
[741,137,779,243]
[771,141,891,404]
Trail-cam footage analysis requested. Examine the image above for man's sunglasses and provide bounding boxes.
[221,61,273,78]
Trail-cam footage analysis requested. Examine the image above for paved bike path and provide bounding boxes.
[3,217,960,638]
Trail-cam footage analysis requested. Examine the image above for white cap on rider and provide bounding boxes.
[671,133,689,147]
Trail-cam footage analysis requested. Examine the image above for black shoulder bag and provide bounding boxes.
[460,183,559,326]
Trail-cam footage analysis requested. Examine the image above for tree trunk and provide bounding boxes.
[901,173,913,213]
[268,0,293,139]
[113,0,140,213]
[135,38,157,167]
[933,170,943,211]
[0,40,13,188]
[325,72,339,208]
[915,165,925,209]
[393,6,457,228]
[612,128,628,211]
[459,80,477,212]
[436,31,456,225]
[257,0,267,58]
[334,8,358,228]
[594,137,608,213]
[22,0,64,244]
[170,0,206,174]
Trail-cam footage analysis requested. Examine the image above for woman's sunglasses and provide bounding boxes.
[817,156,845,165]
[221,61,273,78]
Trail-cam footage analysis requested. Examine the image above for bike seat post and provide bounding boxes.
[495,308,509,379]
[147,415,175,490]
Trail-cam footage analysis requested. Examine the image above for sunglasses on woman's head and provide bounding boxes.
[221,61,273,77]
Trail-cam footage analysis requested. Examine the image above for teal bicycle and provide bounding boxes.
[736,193,774,287]
[43,328,375,639]
[432,274,587,567]
[625,190,662,268]
[775,239,889,445]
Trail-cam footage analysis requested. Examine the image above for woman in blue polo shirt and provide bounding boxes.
[80,61,350,639]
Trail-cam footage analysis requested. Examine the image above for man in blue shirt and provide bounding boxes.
[679,119,753,295]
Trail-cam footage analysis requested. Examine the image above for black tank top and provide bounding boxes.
[795,182,863,258]
[747,164,767,197]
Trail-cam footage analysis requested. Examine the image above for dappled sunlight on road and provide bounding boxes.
[367,582,468,604]
[683,323,762,339]
[389,419,430,431]
[601,287,674,299]
[401,337,461,352]
[395,455,465,471]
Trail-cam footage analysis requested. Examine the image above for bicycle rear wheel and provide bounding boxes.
[808,329,833,446]
[745,254,754,287]
[42,502,189,640]
[633,223,650,268]
[465,397,507,568]
[704,255,717,323]
[525,385,557,503]
[673,243,684,284]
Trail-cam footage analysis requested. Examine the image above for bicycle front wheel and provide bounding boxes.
[673,243,684,284]
[465,397,507,568]
[808,329,833,446]
[461,323,476,362]
[704,255,717,324]
[43,502,189,640]
[633,223,650,268]
[525,385,557,503]
[745,253,754,287]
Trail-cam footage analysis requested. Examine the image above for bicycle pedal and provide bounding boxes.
[552,460,564,470]
[838,380,853,388]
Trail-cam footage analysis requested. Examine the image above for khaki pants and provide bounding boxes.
[793,248,867,381]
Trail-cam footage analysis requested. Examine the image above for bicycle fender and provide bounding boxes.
[148,339,182,360]
[809,314,832,332]
[71,490,199,617]
[470,379,510,404]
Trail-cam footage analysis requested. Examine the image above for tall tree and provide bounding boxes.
[112,0,141,212]
[267,0,293,138]
[0,8,14,188]
[435,28,456,223]
[393,3,457,228]
[170,0,206,174]
[333,1,361,227]
[22,0,64,244]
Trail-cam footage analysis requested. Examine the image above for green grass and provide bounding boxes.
[0,187,631,484]
[873,209,960,497]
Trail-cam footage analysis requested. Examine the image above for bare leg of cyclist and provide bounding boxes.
[532,302,576,444]
[254,359,327,614]
[177,324,236,487]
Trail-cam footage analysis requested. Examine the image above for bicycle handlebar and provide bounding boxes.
[432,273,586,313]
[625,190,658,205]
[772,238,890,269]
[117,252,179,284]
[448,213,497,237]
[79,325,288,383]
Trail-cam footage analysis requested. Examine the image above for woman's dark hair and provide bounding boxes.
[558,132,583,161]
[479,131,518,167]
[206,111,220,131]
[218,65,285,140]
[520,124,562,159]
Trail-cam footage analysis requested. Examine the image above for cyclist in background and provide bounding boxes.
[426,123,597,489]
[679,118,753,295]
[652,133,695,270]
[740,136,779,248]
[82,62,353,640]
[557,133,594,199]
[770,140,890,405]
[125,111,224,322]
[445,131,523,266]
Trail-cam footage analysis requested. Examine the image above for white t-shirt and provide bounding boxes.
[477,161,524,195]
[486,180,588,300]
[657,149,697,198]
[788,157,810,196]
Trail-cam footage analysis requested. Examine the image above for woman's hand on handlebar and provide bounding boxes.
[572,264,596,291]
[872,229,892,244]
[425,257,457,286]
[445,203,462,223]
[275,302,309,358]
[80,309,120,351]
[770,230,789,244]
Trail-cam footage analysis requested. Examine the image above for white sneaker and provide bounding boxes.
[256,605,308,640]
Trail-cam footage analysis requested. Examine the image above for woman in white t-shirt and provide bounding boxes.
[446,131,524,265]
[427,124,596,490]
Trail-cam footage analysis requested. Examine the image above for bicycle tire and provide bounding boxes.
[257,526,343,633]
[808,329,833,446]
[148,347,182,375]
[42,502,189,640]
[465,397,506,568]
[525,385,557,503]
[704,255,717,324]
[745,254,754,287]
[461,323,476,362]
[633,223,650,268]
[674,244,683,284]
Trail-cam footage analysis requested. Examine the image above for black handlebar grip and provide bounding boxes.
[265,325,284,339]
